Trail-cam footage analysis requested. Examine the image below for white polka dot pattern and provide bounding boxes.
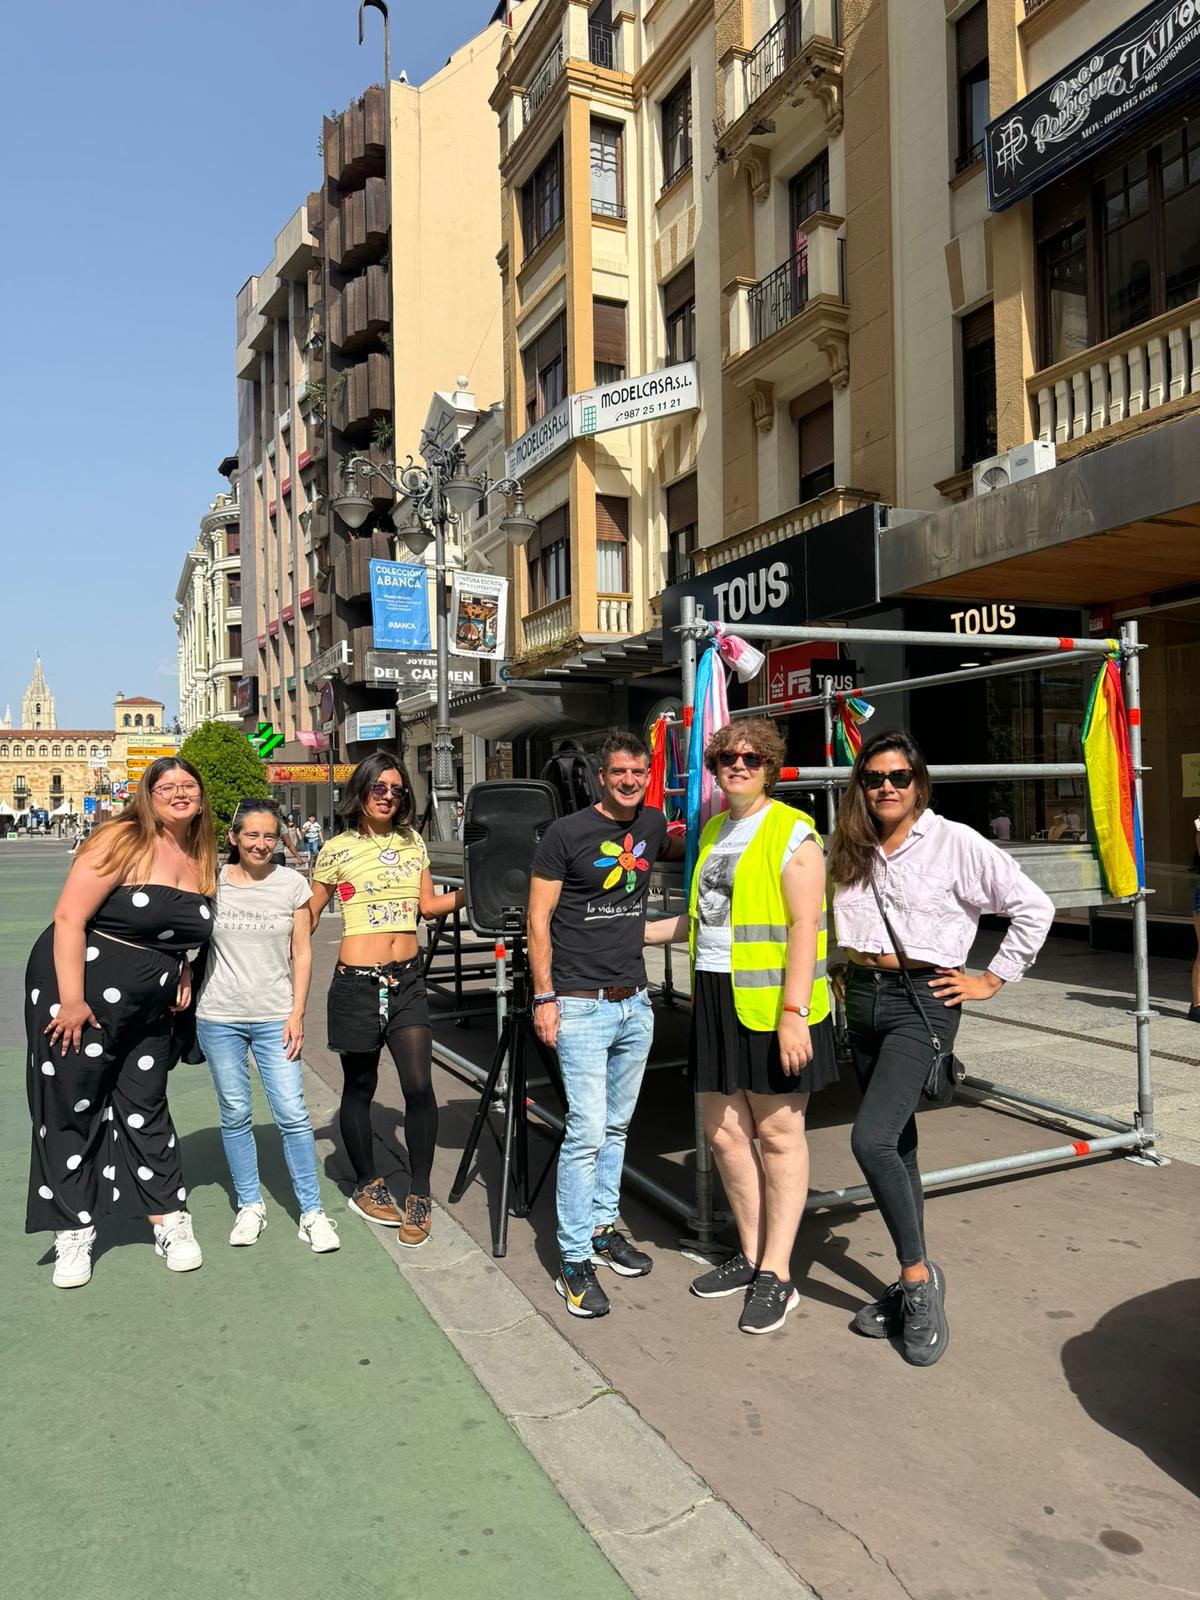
[199,906,211,920]
[131,891,150,907]
[137,1165,154,1181]
[38,1185,53,1199]
[41,1062,54,1076]
[84,1043,104,1058]
[157,930,175,941]
[127,1113,145,1129]
[77,1211,91,1225]
[73,1099,90,1112]
[66,1155,82,1171]
[85,947,99,961]
[137,1055,155,1070]
[102,987,122,1003]
[102,1165,116,1181]
[49,1004,60,1018]
[30,988,40,1003]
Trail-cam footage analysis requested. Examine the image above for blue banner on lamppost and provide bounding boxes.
[369,558,432,651]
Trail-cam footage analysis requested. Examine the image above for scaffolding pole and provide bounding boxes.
[1122,618,1162,1162]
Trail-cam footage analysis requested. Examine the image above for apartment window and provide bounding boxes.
[590,119,624,218]
[961,304,997,469]
[1040,219,1089,367]
[225,529,241,557]
[123,713,131,728]
[789,152,830,239]
[227,575,241,606]
[662,74,692,189]
[1162,121,1200,309]
[666,475,698,586]
[50,771,64,793]
[664,263,695,365]
[955,2,989,172]
[522,313,568,428]
[527,505,570,609]
[797,402,835,501]
[593,299,627,385]
[521,139,564,256]
[596,495,629,592]
[228,625,243,657]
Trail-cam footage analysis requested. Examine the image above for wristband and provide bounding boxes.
[532,993,557,1008]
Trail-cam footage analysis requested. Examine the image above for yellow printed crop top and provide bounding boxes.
[312,829,428,936]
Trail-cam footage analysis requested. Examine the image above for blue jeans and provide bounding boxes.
[196,1019,323,1216]
[554,992,655,1263]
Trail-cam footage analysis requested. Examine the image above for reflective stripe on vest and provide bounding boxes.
[689,801,831,1030]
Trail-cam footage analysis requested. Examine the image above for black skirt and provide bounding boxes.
[689,969,840,1097]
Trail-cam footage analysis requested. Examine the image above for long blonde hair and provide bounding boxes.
[80,757,217,895]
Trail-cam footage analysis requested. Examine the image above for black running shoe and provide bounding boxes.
[556,1259,611,1318]
[900,1261,949,1367]
[850,1282,905,1338]
[690,1250,757,1298]
[738,1270,800,1335]
[1189,1003,1200,1023]
[591,1226,652,1278]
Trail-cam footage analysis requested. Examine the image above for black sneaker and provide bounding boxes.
[690,1250,757,1298]
[738,1270,800,1335]
[850,1282,905,1338]
[556,1259,611,1318]
[1188,1004,1200,1022]
[591,1226,652,1278]
[900,1261,949,1367]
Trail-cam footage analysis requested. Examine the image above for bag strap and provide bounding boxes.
[869,876,941,1053]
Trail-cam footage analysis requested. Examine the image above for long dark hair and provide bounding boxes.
[827,729,932,888]
[226,797,283,865]
[336,750,418,838]
[81,757,217,895]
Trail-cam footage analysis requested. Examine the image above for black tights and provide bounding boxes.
[339,1025,437,1194]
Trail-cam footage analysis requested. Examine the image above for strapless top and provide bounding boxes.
[88,883,215,958]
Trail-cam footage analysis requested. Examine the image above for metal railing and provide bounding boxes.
[588,22,615,68]
[522,39,564,122]
[591,197,626,219]
[955,138,985,173]
[749,250,810,345]
[744,0,840,107]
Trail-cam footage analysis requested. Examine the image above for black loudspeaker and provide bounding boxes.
[463,780,561,938]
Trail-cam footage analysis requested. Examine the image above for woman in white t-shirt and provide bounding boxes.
[646,719,838,1334]
[196,798,340,1254]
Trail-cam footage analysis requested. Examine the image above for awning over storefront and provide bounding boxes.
[881,414,1200,607]
[439,681,615,740]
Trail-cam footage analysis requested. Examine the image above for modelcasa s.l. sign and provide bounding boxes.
[504,362,700,480]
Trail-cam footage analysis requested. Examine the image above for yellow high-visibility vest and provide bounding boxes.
[689,800,830,1031]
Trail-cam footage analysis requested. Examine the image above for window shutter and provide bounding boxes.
[956,2,988,77]
[667,473,698,533]
[596,494,629,542]
[663,262,695,318]
[540,504,568,545]
[536,313,566,371]
[961,303,994,350]
[593,300,627,368]
[798,403,834,478]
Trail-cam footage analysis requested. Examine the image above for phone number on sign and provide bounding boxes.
[614,398,688,422]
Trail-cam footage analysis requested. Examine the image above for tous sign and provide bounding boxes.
[711,561,791,624]
[950,604,1017,635]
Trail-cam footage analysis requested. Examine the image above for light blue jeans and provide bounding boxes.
[554,992,655,1263]
[196,1019,323,1216]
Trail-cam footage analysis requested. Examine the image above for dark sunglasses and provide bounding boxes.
[369,783,405,800]
[717,750,764,771]
[860,767,915,791]
[235,796,281,814]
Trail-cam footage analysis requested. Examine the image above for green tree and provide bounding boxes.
[179,722,271,845]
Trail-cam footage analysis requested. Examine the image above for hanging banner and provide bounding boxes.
[369,559,432,651]
[571,361,699,438]
[449,570,508,661]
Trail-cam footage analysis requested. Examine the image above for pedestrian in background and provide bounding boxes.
[646,719,838,1334]
[195,798,340,1254]
[25,756,216,1288]
[828,729,1054,1366]
[309,752,464,1245]
[301,814,324,865]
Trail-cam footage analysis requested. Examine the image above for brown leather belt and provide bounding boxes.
[558,985,645,1003]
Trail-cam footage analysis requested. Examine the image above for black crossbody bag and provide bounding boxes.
[869,881,965,1108]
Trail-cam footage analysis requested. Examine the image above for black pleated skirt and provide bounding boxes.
[689,969,840,1097]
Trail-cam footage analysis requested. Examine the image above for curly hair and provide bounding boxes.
[704,718,787,793]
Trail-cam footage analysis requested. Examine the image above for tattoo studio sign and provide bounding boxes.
[985,0,1200,210]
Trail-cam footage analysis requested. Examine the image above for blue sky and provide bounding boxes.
[0,0,500,731]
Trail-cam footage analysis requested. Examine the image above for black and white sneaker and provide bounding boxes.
[690,1250,757,1298]
[556,1259,611,1318]
[900,1261,949,1367]
[738,1270,800,1335]
[591,1226,652,1277]
[850,1282,905,1338]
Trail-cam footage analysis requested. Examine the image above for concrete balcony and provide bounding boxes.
[323,86,386,188]
[328,264,390,353]
[724,217,848,403]
[334,531,393,601]
[694,485,878,574]
[719,0,844,162]
[1029,298,1200,453]
[330,351,392,435]
[326,177,388,273]
[521,597,573,654]
[595,594,632,635]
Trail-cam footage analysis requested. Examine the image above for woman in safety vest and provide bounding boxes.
[646,718,837,1334]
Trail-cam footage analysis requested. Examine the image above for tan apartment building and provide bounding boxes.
[175,462,243,735]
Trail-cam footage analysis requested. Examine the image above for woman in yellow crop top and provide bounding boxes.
[310,752,464,1243]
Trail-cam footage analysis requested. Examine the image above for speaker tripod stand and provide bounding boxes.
[448,925,566,1257]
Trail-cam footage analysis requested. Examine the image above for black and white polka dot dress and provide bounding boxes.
[24,885,214,1234]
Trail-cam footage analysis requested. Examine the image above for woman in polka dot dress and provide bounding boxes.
[24,757,217,1289]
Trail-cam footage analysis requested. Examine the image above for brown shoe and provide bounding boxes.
[348,1179,404,1227]
[398,1193,432,1249]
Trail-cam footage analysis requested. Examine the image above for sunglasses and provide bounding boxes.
[235,796,280,813]
[717,750,764,771]
[860,767,915,791]
[369,783,405,800]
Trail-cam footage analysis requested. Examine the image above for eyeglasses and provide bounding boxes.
[369,783,405,800]
[717,750,764,771]
[860,767,915,791]
[152,783,201,799]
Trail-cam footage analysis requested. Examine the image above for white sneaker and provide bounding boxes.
[53,1226,96,1288]
[298,1209,341,1253]
[228,1201,268,1247]
[153,1210,203,1272]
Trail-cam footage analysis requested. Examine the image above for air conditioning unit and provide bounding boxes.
[972,439,1056,497]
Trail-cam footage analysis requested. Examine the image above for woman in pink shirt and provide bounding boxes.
[828,730,1053,1368]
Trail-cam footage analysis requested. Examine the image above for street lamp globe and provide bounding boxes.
[400,521,434,558]
[442,475,484,515]
[500,506,538,545]
[331,492,374,530]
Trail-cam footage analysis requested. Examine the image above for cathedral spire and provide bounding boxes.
[21,656,56,731]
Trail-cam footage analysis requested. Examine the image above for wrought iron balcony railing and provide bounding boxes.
[744,1,840,108]
[523,40,565,122]
[588,23,615,69]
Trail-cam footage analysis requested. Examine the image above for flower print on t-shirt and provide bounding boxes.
[593,832,651,895]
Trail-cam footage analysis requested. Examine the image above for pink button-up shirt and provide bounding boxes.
[831,810,1055,983]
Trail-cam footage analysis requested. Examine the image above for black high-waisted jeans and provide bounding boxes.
[845,965,962,1268]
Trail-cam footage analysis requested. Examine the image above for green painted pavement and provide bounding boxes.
[0,845,630,1600]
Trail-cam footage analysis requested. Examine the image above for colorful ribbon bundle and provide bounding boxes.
[1081,657,1143,898]
[684,642,730,893]
[646,715,685,822]
[833,693,874,765]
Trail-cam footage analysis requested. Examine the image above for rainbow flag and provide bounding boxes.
[1081,659,1143,898]
[684,644,729,894]
[834,693,874,765]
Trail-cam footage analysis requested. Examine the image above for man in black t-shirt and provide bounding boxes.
[529,732,674,1318]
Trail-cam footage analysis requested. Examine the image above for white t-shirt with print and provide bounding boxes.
[694,809,816,973]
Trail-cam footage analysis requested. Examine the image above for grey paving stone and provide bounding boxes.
[449,1313,609,1419]
[515,1392,709,1536]
[398,1242,539,1333]
[598,1498,818,1600]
